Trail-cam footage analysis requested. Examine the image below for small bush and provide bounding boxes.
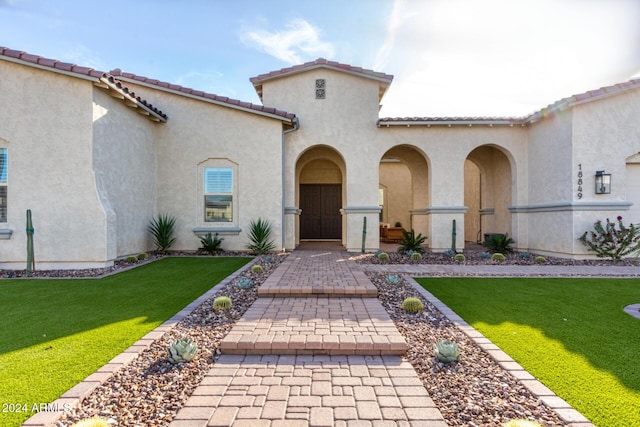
[534,256,547,264]
[385,274,400,285]
[213,296,232,311]
[402,297,424,314]
[251,264,264,273]
[454,253,466,262]
[480,251,492,260]
[71,418,111,427]
[410,252,422,261]
[125,255,137,264]
[492,253,506,262]
[236,277,253,289]
[579,216,640,260]
[198,232,224,255]
[167,337,198,364]
[378,252,389,262]
[137,252,148,261]
[501,420,545,427]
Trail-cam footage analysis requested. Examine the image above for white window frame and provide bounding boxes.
[198,158,238,226]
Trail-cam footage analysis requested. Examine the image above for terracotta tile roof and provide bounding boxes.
[250,58,394,102]
[379,78,640,127]
[110,69,296,122]
[0,46,104,78]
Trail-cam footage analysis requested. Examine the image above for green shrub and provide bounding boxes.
[410,252,422,261]
[454,253,466,262]
[434,339,460,363]
[71,418,111,427]
[167,337,198,364]
[402,297,424,314]
[125,255,137,264]
[213,296,232,311]
[247,218,276,254]
[578,216,640,260]
[483,233,515,254]
[198,232,224,255]
[137,252,148,261]
[148,214,177,254]
[377,252,389,262]
[501,420,545,427]
[534,255,547,264]
[398,229,427,254]
[251,264,263,273]
[492,253,506,262]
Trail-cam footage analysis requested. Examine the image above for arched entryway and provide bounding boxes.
[296,146,346,241]
[464,145,513,243]
[379,145,429,240]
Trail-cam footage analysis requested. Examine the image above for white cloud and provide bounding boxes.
[176,70,224,93]
[240,18,335,64]
[61,44,106,71]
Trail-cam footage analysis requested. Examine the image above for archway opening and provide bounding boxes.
[465,145,513,244]
[296,147,345,240]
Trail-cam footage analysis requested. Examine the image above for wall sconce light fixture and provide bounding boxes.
[595,170,611,194]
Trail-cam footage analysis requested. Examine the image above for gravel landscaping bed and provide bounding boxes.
[368,272,567,427]
[41,252,569,426]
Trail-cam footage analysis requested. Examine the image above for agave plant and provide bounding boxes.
[198,232,224,255]
[167,337,198,364]
[236,277,253,289]
[398,229,427,254]
[246,218,276,254]
[385,274,400,285]
[148,214,177,254]
[434,339,460,363]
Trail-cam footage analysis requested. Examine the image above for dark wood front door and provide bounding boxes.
[300,184,342,239]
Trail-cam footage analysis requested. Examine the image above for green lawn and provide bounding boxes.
[416,277,640,427]
[0,257,250,427]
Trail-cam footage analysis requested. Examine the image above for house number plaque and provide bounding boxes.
[577,163,583,199]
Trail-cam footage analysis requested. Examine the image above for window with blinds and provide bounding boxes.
[204,167,232,222]
[0,148,6,222]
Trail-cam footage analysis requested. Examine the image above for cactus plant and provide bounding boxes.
[377,252,389,262]
[410,252,422,261]
[167,337,198,364]
[71,417,111,427]
[402,297,424,314]
[213,296,232,311]
[434,339,460,363]
[125,255,137,264]
[236,277,253,289]
[492,253,506,262]
[501,420,545,427]
[535,256,547,264]
[385,274,400,285]
[454,253,466,262]
[251,264,264,273]
[137,252,148,261]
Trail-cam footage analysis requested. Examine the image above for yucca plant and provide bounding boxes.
[198,232,224,255]
[167,337,198,364]
[398,229,426,254]
[148,214,177,254]
[402,297,424,314]
[434,339,460,363]
[247,218,276,254]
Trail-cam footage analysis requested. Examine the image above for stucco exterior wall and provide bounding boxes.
[0,61,110,268]
[92,89,158,258]
[124,82,286,252]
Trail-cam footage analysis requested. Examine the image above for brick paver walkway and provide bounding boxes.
[169,248,447,426]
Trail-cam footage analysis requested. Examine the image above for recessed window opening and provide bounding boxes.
[204,167,233,222]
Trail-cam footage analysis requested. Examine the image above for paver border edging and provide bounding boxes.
[406,276,596,427]
[21,257,261,427]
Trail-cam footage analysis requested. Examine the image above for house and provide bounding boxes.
[1,46,639,269]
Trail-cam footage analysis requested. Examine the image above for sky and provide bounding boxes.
[1,0,639,118]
